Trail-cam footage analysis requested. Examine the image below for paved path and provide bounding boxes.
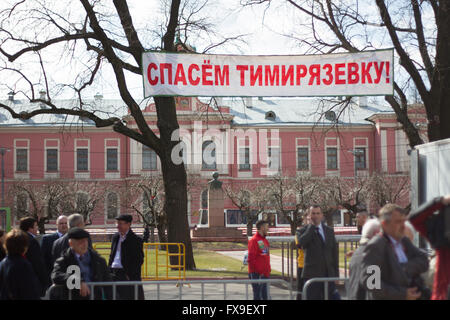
[216,250,347,278]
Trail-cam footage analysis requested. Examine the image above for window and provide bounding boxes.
[16,193,28,218]
[327,147,338,170]
[16,149,28,172]
[202,141,216,170]
[239,147,250,171]
[297,147,309,170]
[106,192,118,219]
[46,149,58,172]
[226,209,251,225]
[76,148,88,171]
[142,146,157,170]
[355,147,366,169]
[106,148,118,171]
[268,147,280,171]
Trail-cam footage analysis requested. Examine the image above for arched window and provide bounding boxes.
[76,192,89,213]
[202,140,216,170]
[106,192,119,219]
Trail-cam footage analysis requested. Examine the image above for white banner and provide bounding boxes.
[142,49,393,97]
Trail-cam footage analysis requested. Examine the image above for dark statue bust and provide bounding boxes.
[208,172,222,190]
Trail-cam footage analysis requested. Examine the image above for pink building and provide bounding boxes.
[0,94,427,229]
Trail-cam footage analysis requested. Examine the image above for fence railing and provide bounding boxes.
[266,235,361,290]
[302,277,349,300]
[63,279,293,300]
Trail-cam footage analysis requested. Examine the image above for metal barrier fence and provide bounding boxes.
[302,277,349,300]
[92,242,186,281]
[266,235,361,291]
[65,279,293,300]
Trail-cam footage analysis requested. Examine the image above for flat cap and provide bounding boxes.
[115,214,132,223]
[67,227,90,239]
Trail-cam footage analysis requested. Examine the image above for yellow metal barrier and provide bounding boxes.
[92,242,186,281]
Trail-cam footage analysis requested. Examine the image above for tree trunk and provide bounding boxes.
[37,217,46,235]
[155,96,195,270]
[246,221,253,237]
[429,0,450,142]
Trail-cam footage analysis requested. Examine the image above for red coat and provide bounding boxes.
[409,198,450,300]
[247,232,271,277]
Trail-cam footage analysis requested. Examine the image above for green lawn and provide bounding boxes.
[93,242,282,279]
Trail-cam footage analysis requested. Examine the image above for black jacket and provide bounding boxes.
[25,233,48,296]
[0,247,5,262]
[51,247,112,300]
[0,254,40,300]
[41,232,60,283]
[51,232,92,268]
[296,223,339,279]
[108,229,144,280]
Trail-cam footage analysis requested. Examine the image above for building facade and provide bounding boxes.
[0,94,427,229]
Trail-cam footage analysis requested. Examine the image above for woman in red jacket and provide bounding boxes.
[408,195,450,300]
[247,220,271,300]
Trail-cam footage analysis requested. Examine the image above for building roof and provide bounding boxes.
[0,96,394,128]
[0,98,128,127]
[220,97,393,127]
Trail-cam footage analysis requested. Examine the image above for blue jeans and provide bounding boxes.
[249,273,268,300]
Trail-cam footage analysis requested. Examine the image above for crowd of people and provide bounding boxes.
[0,214,144,300]
[246,195,450,300]
[1,195,449,301]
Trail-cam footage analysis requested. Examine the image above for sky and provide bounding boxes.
[0,0,433,105]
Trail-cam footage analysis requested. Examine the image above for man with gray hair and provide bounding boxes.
[360,204,429,300]
[348,219,381,299]
[50,214,92,271]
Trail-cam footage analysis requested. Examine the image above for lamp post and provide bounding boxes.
[0,147,10,207]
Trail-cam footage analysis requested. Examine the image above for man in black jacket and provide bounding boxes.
[296,205,339,300]
[19,217,48,297]
[51,228,112,300]
[41,215,68,287]
[108,214,144,300]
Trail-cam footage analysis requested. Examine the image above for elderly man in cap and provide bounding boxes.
[108,214,144,300]
[51,228,112,300]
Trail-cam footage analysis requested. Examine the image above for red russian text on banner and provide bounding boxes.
[142,49,393,97]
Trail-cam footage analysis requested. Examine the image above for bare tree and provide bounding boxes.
[366,171,411,213]
[244,0,450,147]
[58,181,105,226]
[9,179,66,234]
[0,0,242,269]
[224,184,255,236]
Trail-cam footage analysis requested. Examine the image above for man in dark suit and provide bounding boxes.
[51,213,92,268]
[51,228,112,300]
[360,204,429,300]
[108,214,144,300]
[296,205,339,300]
[41,215,68,286]
[19,217,48,297]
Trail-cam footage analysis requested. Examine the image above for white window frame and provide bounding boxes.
[296,138,311,173]
[44,139,60,179]
[105,139,120,179]
[237,138,252,178]
[74,139,90,179]
[14,139,30,179]
[353,137,369,176]
[105,191,120,223]
[325,137,340,176]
